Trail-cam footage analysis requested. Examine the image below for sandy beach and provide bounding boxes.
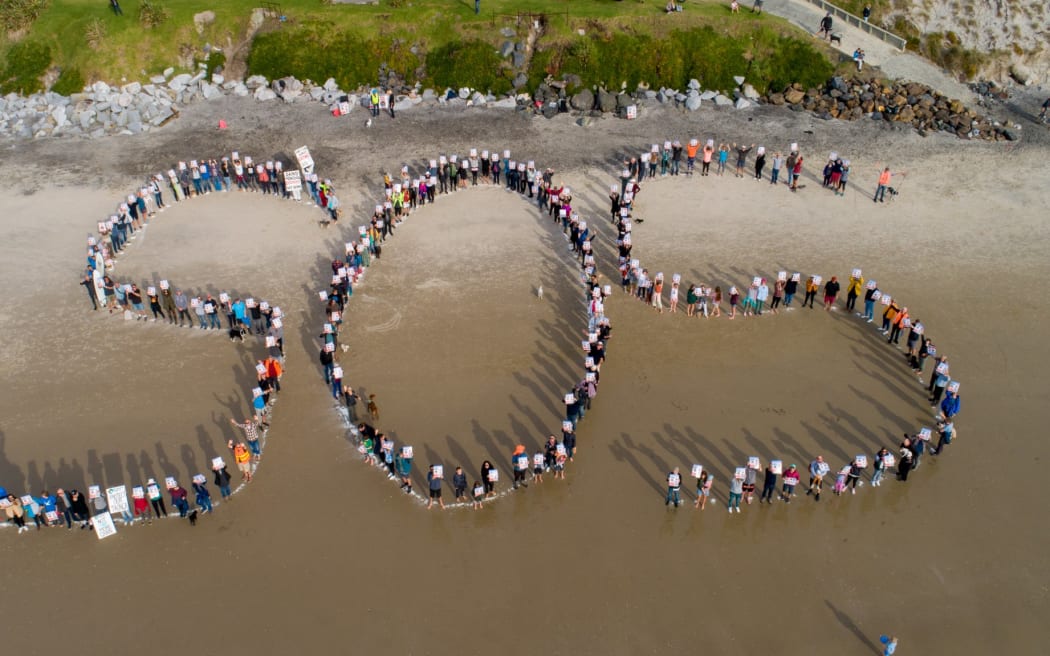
[0,97,1047,654]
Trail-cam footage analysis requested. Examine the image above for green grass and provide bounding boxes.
[1,0,838,91]
[0,41,52,94]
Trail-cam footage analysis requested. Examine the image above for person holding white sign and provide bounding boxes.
[806,456,829,501]
[803,276,818,309]
[727,473,744,514]
[395,448,413,495]
[780,464,801,501]
[511,445,530,490]
[694,471,712,510]
[481,460,496,496]
[845,458,865,494]
[665,468,682,508]
[760,463,778,503]
[930,419,955,456]
[871,448,891,486]
[938,388,961,422]
[426,466,445,510]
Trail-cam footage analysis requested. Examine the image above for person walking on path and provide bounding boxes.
[665,468,682,508]
[817,12,833,40]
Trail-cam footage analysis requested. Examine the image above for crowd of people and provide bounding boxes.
[315,148,610,509]
[0,151,320,536]
[612,142,961,512]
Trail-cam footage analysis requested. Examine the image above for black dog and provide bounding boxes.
[830,33,842,46]
[228,326,247,342]
[188,509,198,526]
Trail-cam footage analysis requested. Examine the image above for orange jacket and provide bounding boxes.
[686,143,699,158]
[265,358,282,378]
[234,445,250,464]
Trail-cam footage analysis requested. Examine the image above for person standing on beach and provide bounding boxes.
[756,279,769,315]
[807,456,829,500]
[930,420,955,455]
[728,473,743,514]
[897,438,914,481]
[481,460,496,497]
[803,276,818,309]
[879,635,898,655]
[733,143,754,178]
[863,283,878,322]
[790,155,804,191]
[780,464,800,502]
[395,448,413,494]
[846,273,863,312]
[888,306,909,344]
[874,167,899,203]
[701,141,714,176]
[80,271,99,310]
[665,468,682,507]
[694,471,712,510]
[845,458,864,494]
[871,448,890,486]
[452,467,468,501]
[770,276,785,313]
[939,388,961,422]
[823,276,840,310]
[760,463,778,503]
[784,275,798,307]
[512,445,529,490]
[427,466,444,509]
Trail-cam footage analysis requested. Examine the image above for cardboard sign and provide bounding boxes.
[93,512,118,540]
[332,367,343,380]
[883,453,896,467]
[691,464,703,478]
[295,146,315,174]
[164,476,177,489]
[947,381,960,394]
[734,467,746,480]
[771,460,783,475]
[812,275,823,286]
[533,454,545,467]
[487,468,499,482]
[748,457,760,470]
[791,273,801,282]
[855,455,867,468]
[284,170,302,191]
[147,484,160,499]
[668,473,681,487]
[556,443,567,456]
[88,485,101,499]
[212,457,225,471]
[132,486,145,499]
[106,486,129,514]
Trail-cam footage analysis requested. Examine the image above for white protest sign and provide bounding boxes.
[165,476,177,489]
[331,311,341,322]
[881,295,892,306]
[556,444,567,456]
[792,273,801,282]
[668,473,681,487]
[734,467,746,480]
[748,457,760,470]
[88,485,101,499]
[332,366,343,379]
[883,453,896,467]
[947,381,960,394]
[255,363,267,375]
[265,336,276,347]
[691,464,703,478]
[487,468,499,482]
[855,455,867,468]
[159,280,169,290]
[192,474,206,485]
[319,291,328,301]
[867,280,877,290]
[147,484,160,499]
[106,486,129,514]
[564,393,575,405]
[516,456,529,470]
[401,445,413,459]
[752,277,761,287]
[771,460,783,475]
[93,512,118,540]
[295,146,314,173]
[284,170,302,191]
[132,486,145,499]
[936,362,949,375]
[252,387,263,398]
[812,275,823,286]
[872,291,882,301]
[431,465,443,479]
[212,457,225,471]
[778,271,787,281]
[324,342,334,353]
[219,292,230,304]
[533,454,545,467]
[852,268,862,278]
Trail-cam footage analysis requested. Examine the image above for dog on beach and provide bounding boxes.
[367,394,379,422]
[228,325,247,342]
[188,510,198,526]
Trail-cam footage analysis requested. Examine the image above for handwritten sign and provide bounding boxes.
[252,387,263,398]
[812,275,823,286]
[332,367,343,380]
[516,455,529,470]
[691,464,703,478]
[487,468,499,482]
[667,473,681,487]
[771,460,783,475]
[936,362,949,375]
[147,484,160,499]
[192,474,206,485]
[872,291,882,301]
[556,444,567,456]
[106,486,129,514]
[852,268,862,278]
[294,146,314,173]
[867,280,877,290]
[855,455,867,468]
[883,453,896,467]
[88,485,101,499]
[734,467,746,480]
[533,454,545,467]
[284,169,302,191]
[159,280,169,290]
[748,457,760,469]
[791,273,801,282]
[212,457,225,471]
[93,512,118,540]
[752,277,762,287]
[402,446,413,458]
[881,295,892,306]
[165,476,177,489]
[564,393,576,405]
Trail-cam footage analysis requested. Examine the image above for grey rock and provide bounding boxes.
[233,83,249,97]
[168,73,192,90]
[685,95,701,111]
[687,78,701,91]
[128,120,143,134]
[870,112,883,120]
[570,88,594,110]
[51,105,67,126]
[151,106,175,125]
[117,93,133,107]
[512,52,525,68]
[393,98,414,111]
[471,91,487,105]
[1001,128,1018,141]
[512,73,528,89]
[125,109,141,125]
[310,87,325,101]
[734,97,753,109]
[674,93,686,103]
[644,90,657,100]
[700,90,717,101]
[596,89,616,112]
[323,77,338,91]
[245,75,268,89]
[500,27,515,38]
[733,75,745,86]
[501,41,515,58]
[211,73,224,85]
[202,82,223,100]
[742,84,759,100]
[163,67,174,78]
[78,109,95,129]
[122,82,142,95]
[616,93,632,109]
[490,97,518,109]
[714,94,733,106]
[458,87,471,99]
[254,87,277,101]
[92,81,111,94]
[576,116,596,127]
[422,88,437,101]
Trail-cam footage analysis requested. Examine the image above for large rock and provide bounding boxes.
[490,97,518,109]
[714,94,733,106]
[458,87,471,99]
[733,75,745,86]
[193,10,216,35]
[232,83,249,97]
[211,73,224,85]
[168,74,192,91]
[122,81,142,95]
[471,91,487,106]
[734,97,753,109]
[254,87,277,101]
[685,95,701,111]
[687,78,700,91]
[615,93,632,109]
[202,82,223,100]
[245,75,268,89]
[323,77,338,91]
[150,75,167,85]
[422,88,437,101]
[742,84,759,100]
[596,89,616,112]
[51,105,67,127]
[500,41,515,58]
[784,88,805,104]
[700,90,717,101]
[91,81,111,94]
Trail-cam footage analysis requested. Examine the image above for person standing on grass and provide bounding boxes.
[110,0,123,16]
[665,467,682,508]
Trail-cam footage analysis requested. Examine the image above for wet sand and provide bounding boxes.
[0,99,1047,655]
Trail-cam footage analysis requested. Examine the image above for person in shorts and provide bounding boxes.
[427,466,445,510]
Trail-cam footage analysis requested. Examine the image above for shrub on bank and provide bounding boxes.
[425,40,511,95]
[51,67,85,95]
[0,41,52,95]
